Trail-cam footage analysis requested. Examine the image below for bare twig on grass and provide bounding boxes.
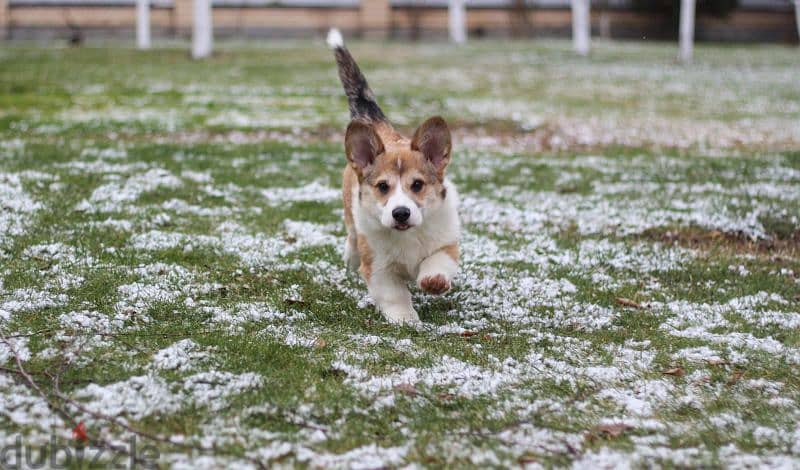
[0,329,268,469]
[0,329,147,467]
[6,328,55,338]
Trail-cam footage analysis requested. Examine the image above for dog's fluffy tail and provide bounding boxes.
[327,28,386,123]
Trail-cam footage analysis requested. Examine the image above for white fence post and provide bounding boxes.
[449,0,466,44]
[0,0,8,40]
[136,0,150,49]
[794,0,800,45]
[192,0,212,59]
[679,0,695,63]
[571,0,590,56]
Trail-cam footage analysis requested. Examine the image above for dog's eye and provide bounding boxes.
[376,181,390,194]
[411,179,424,193]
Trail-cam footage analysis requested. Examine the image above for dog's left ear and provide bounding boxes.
[411,116,451,179]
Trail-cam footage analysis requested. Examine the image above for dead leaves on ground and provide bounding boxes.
[616,297,644,309]
[705,358,730,367]
[663,366,685,377]
[659,362,745,387]
[726,370,744,386]
[392,384,457,403]
[454,331,493,342]
[643,226,800,259]
[586,423,633,443]
[596,423,632,438]
[394,383,419,396]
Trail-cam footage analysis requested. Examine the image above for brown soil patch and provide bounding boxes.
[641,226,800,261]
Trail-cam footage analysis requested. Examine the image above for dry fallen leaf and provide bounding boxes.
[313,338,327,349]
[594,423,632,438]
[615,297,643,309]
[727,370,744,386]
[663,367,685,377]
[459,331,478,338]
[706,358,729,366]
[437,393,456,402]
[394,383,418,396]
[585,423,631,444]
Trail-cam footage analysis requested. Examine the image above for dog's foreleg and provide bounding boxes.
[368,270,419,325]
[416,244,459,296]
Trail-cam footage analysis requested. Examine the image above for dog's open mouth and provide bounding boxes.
[393,223,412,231]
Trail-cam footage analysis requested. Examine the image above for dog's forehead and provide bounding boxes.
[384,149,421,174]
[366,148,429,181]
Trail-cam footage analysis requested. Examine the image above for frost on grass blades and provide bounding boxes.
[1,42,799,468]
[0,174,42,252]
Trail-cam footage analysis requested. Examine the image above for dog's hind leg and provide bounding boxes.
[344,232,360,272]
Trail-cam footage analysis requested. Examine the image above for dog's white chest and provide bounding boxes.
[353,180,460,282]
[375,232,434,280]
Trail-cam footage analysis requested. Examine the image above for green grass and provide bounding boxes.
[1,39,799,468]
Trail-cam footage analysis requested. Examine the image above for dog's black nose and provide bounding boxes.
[392,206,411,223]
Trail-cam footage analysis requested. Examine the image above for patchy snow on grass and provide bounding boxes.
[36,310,128,365]
[80,147,128,160]
[215,220,339,267]
[0,337,30,365]
[113,263,213,321]
[658,293,800,363]
[130,230,221,252]
[152,339,211,373]
[73,365,262,421]
[206,302,301,328]
[261,181,339,206]
[3,41,800,468]
[0,288,68,317]
[75,168,183,213]
[0,374,64,440]
[0,173,42,248]
[73,374,181,420]
[184,371,263,411]
[299,443,409,469]
[21,242,96,291]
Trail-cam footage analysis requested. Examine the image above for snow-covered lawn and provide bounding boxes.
[1,40,799,468]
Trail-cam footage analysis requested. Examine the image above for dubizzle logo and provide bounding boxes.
[0,423,160,469]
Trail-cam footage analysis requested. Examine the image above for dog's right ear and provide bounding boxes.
[345,121,384,176]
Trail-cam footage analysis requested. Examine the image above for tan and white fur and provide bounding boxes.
[328,29,460,325]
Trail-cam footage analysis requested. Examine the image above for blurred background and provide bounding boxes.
[0,0,797,45]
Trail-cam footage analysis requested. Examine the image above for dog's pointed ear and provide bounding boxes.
[411,116,451,179]
[345,121,384,176]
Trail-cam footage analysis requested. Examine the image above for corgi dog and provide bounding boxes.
[327,29,460,325]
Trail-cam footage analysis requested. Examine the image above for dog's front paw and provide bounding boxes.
[419,274,451,295]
